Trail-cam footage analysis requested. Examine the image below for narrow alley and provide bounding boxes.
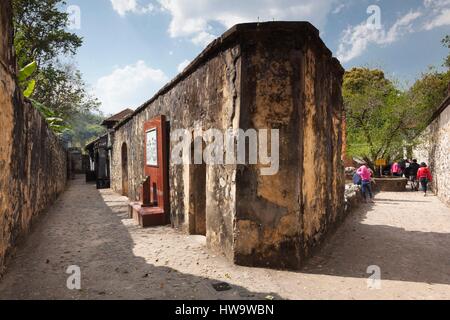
[0,176,449,300]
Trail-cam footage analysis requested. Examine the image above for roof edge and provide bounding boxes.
[428,94,450,125]
[114,21,341,130]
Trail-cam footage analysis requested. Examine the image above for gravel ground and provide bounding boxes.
[1,176,449,300]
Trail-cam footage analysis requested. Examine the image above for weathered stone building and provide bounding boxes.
[85,109,134,188]
[110,22,345,269]
[413,87,450,206]
[0,1,67,275]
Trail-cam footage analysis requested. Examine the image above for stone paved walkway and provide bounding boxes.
[1,176,450,300]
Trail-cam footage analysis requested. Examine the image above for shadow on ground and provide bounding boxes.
[0,177,281,300]
[302,195,450,286]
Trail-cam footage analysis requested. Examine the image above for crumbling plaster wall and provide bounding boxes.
[0,0,67,276]
[234,23,345,269]
[111,22,345,269]
[111,43,241,258]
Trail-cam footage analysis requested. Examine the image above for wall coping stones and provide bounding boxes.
[428,94,450,126]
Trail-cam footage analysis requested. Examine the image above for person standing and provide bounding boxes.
[409,159,420,191]
[417,162,433,196]
[356,163,374,203]
[399,159,408,177]
[391,161,401,177]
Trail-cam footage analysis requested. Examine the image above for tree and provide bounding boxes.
[64,111,107,149]
[343,68,413,170]
[12,0,102,140]
[442,35,450,69]
[12,0,82,68]
[33,62,101,119]
[409,67,450,126]
[406,35,450,134]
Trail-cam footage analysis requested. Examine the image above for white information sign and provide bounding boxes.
[146,129,158,166]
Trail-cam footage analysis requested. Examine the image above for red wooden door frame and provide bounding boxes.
[143,115,169,217]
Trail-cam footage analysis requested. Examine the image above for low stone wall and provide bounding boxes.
[344,184,363,213]
[373,178,408,192]
[0,1,67,276]
[413,95,450,206]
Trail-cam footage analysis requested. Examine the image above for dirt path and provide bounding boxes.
[1,176,450,300]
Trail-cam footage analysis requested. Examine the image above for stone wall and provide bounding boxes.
[0,0,67,275]
[234,23,344,268]
[413,95,450,206]
[111,40,241,259]
[111,22,344,269]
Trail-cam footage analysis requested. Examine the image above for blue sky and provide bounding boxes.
[64,0,450,115]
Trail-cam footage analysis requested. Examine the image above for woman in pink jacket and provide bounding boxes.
[391,162,401,177]
[356,163,374,203]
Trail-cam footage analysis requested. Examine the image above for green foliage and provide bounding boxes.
[30,99,71,134]
[12,0,101,140]
[18,61,37,82]
[345,44,450,171]
[12,0,82,68]
[409,67,450,125]
[64,111,107,149]
[32,62,101,118]
[344,68,418,169]
[23,79,36,97]
[18,61,37,97]
[442,35,450,68]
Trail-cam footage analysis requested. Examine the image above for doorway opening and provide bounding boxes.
[121,142,129,197]
[188,136,206,235]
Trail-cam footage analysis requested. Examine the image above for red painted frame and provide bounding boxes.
[143,115,169,216]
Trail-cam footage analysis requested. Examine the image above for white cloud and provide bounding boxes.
[337,23,383,63]
[385,11,423,43]
[424,8,450,29]
[337,11,422,63]
[423,0,450,29]
[95,60,168,115]
[332,3,346,14]
[191,31,216,47]
[110,0,155,16]
[336,0,450,63]
[423,0,450,8]
[157,0,337,47]
[177,59,190,72]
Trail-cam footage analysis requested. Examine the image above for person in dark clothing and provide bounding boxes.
[399,159,408,177]
[404,160,411,179]
[408,159,420,191]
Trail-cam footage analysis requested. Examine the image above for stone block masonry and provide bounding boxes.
[110,22,345,270]
[0,0,67,276]
[413,93,450,206]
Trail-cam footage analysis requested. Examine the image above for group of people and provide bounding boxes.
[391,159,433,195]
[353,159,433,203]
